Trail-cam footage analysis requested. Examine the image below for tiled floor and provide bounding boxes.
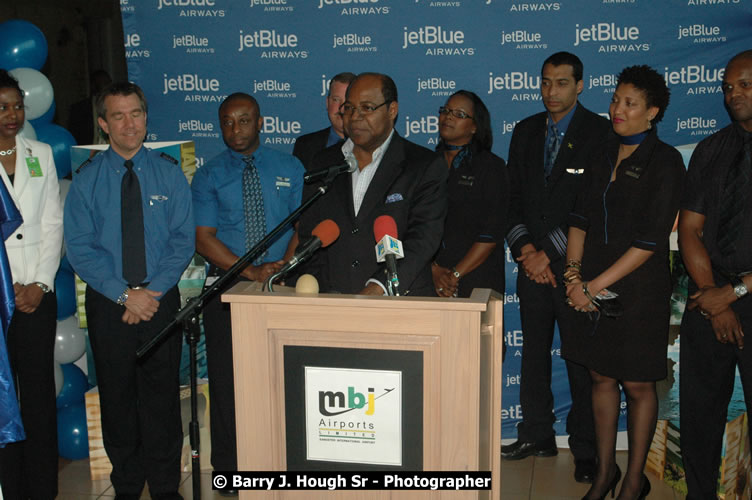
[58,449,681,499]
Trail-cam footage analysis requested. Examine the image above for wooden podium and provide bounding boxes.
[222,285,503,499]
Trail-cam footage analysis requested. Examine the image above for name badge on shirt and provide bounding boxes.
[458,175,474,187]
[275,176,290,188]
[25,157,43,177]
[624,165,644,179]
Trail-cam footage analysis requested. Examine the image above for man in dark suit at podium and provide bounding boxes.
[292,72,356,168]
[502,52,610,484]
[298,72,447,296]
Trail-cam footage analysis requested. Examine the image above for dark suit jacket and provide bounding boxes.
[506,103,611,263]
[292,127,331,169]
[298,133,447,295]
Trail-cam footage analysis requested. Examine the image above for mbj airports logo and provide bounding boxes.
[677,24,726,43]
[500,29,547,50]
[317,385,393,441]
[262,116,301,146]
[487,71,541,102]
[238,30,309,59]
[332,32,378,53]
[664,64,725,95]
[253,79,296,98]
[156,0,226,17]
[416,76,456,97]
[124,32,150,59]
[318,0,390,16]
[402,26,474,56]
[250,0,293,12]
[162,73,227,103]
[172,34,214,54]
[574,22,650,53]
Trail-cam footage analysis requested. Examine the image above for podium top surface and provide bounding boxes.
[221,283,495,312]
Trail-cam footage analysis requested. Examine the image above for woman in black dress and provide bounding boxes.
[432,90,509,298]
[563,66,684,499]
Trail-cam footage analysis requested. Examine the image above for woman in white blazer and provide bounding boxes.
[0,69,63,499]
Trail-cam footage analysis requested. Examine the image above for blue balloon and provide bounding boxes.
[30,99,55,126]
[57,402,89,460]
[54,267,76,320]
[0,20,48,70]
[34,123,77,179]
[56,363,88,409]
[58,254,73,274]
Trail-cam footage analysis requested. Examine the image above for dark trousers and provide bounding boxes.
[0,292,58,500]
[680,303,752,499]
[203,275,245,471]
[516,273,595,460]
[85,286,183,496]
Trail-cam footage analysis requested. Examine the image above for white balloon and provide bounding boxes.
[9,67,54,120]
[54,362,63,396]
[54,316,86,364]
[18,120,36,140]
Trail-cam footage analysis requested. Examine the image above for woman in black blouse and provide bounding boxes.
[563,66,684,499]
[432,90,509,298]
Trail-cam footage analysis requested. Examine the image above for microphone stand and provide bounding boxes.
[135,181,332,500]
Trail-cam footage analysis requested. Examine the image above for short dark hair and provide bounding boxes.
[219,92,260,116]
[437,90,493,153]
[348,72,398,103]
[727,49,752,70]
[0,69,23,96]
[95,82,148,120]
[328,72,356,95]
[616,65,670,126]
[542,52,584,82]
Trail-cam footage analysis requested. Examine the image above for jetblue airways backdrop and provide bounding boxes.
[120,0,751,440]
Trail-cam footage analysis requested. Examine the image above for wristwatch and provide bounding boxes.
[116,288,130,306]
[33,282,51,293]
[731,276,749,299]
[452,267,461,279]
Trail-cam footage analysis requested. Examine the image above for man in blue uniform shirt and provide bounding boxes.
[64,82,194,500]
[191,92,304,482]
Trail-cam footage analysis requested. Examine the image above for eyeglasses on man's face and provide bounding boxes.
[438,106,473,120]
[340,101,391,116]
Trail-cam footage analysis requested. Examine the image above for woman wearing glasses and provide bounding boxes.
[432,90,509,298]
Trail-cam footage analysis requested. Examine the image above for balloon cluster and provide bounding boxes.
[0,19,77,178]
[1,20,88,460]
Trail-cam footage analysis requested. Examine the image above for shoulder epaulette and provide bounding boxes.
[159,152,179,165]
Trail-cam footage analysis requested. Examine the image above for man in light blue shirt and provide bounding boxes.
[191,92,303,480]
[64,82,194,500]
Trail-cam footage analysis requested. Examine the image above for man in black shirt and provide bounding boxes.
[503,52,610,484]
[679,49,752,500]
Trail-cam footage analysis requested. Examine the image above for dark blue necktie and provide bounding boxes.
[121,159,147,286]
[544,123,561,183]
[242,155,267,265]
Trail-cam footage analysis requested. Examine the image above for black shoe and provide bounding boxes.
[582,464,621,500]
[638,474,651,500]
[501,436,557,460]
[218,489,239,497]
[574,458,596,483]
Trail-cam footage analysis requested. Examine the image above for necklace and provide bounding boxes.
[0,146,16,156]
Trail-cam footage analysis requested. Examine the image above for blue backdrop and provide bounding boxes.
[120,0,752,440]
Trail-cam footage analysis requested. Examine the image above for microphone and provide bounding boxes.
[265,219,340,291]
[373,215,404,296]
[304,153,358,184]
